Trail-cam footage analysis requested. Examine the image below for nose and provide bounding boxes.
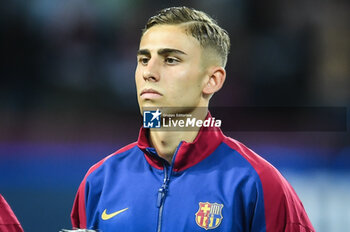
[142,59,160,82]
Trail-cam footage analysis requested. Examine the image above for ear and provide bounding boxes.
[203,67,226,95]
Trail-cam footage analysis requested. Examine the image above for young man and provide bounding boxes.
[71,7,315,231]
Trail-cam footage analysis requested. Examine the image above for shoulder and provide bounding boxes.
[71,142,141,228]
[222,136,314,231]
[84,142,139,180]
[222,136,279,176]
[221,136,296,202]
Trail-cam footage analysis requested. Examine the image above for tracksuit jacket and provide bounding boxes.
[71,114,315,232]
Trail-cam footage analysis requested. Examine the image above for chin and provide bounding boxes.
[139,101,161,111]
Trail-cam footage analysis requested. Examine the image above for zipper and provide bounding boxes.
[157,164,169,208]
[155,142,182,232]
[156,163,169,232]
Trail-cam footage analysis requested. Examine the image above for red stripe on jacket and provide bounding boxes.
[71,142,137,229]
[223,137,315,232]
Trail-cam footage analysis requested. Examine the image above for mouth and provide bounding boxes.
[140,88,162,99]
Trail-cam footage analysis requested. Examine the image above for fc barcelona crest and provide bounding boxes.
[195,202,224,230]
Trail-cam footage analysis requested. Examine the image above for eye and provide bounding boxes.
[165,57,180,65]
[138,57,149,65]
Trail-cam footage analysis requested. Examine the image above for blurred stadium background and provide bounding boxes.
[0,0,349,231]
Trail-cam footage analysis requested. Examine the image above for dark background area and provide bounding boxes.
[0,0,349,231]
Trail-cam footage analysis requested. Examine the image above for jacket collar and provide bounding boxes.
[137,112,224,172]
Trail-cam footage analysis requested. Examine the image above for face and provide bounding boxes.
[135,25,209,114]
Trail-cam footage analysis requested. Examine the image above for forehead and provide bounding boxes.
[139,25,201,54]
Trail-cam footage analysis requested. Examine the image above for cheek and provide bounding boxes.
[176,68,203,90]
[170,68,195,87]
[135,65,141,78]
[135,68,143,86]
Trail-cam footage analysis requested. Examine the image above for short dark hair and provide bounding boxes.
[143,6,230,67]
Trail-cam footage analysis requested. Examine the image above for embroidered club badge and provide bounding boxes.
[195,202,223,230]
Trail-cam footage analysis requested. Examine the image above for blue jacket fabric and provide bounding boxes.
[71,116,314,232]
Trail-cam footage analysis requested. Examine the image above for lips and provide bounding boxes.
[140,88,162,96]
[140,88,162,99]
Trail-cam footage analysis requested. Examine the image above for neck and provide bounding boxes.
[149,108,208,164]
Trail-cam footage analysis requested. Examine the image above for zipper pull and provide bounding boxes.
[157,163,170,208]
[157,186,165,208]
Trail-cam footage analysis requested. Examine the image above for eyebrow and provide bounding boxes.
[137,48,187,56]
